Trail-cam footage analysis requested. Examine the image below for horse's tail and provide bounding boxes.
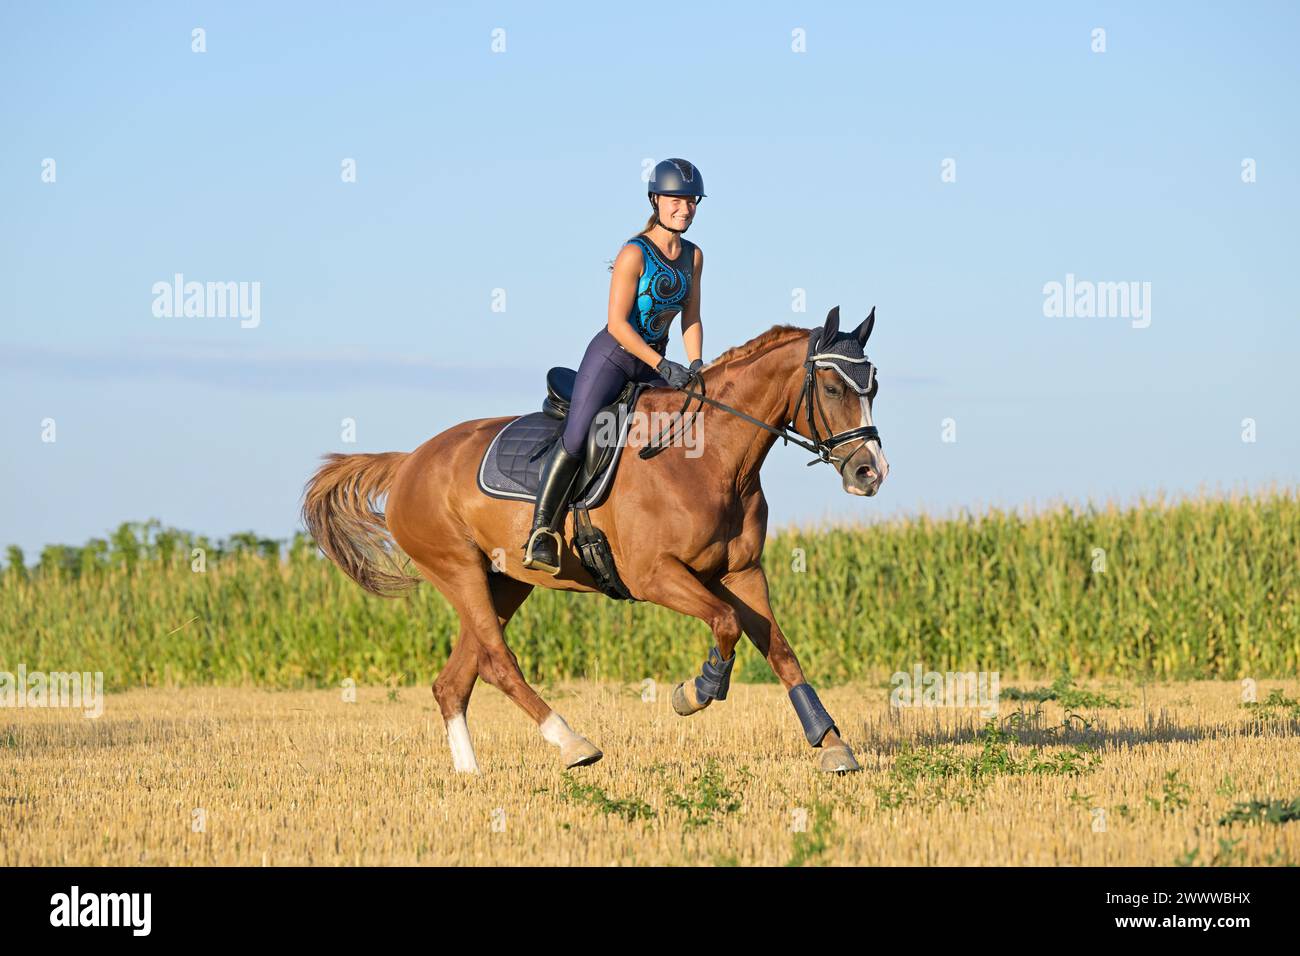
[300,451,418,598]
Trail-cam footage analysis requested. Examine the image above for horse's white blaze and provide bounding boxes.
[446,713,479,773]
[858,396,888,479]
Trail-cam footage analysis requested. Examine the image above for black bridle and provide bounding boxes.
[639,334,882,472]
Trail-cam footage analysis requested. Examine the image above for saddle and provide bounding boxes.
[478,367,645,508]
[476,367,647,600]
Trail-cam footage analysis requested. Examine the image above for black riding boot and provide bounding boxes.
[522,440,584,574]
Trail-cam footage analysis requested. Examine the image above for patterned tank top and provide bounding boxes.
[624,235,695,354]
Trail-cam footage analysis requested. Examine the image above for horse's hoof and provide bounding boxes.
[561,738,603,768]
[819,744,861,774]
[672,680,712,717]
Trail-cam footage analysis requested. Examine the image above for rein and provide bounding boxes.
[637,342,882,470]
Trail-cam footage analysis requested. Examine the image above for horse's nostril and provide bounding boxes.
[856,465,876,482]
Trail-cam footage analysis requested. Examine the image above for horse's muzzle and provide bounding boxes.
[841,443,887,497]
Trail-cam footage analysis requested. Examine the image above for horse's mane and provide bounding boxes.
[706,324,806,370]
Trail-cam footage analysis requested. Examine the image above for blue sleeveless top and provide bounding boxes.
[624,235,695,353]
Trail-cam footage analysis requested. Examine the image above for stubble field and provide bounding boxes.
[4,679,1298,866]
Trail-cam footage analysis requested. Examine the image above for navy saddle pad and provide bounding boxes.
[476,381,648,509]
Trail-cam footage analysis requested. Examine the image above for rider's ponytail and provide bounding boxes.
[608,213,657,272]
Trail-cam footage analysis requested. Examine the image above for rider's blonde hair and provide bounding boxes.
[607,213,659,272]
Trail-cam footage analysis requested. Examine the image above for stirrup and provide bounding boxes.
[522,527,562,575]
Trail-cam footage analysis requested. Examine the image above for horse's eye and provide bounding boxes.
[823,384,839,397]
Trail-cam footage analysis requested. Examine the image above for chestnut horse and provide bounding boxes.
[301,306,888,773]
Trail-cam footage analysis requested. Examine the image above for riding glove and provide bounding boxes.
[656,358,694,390]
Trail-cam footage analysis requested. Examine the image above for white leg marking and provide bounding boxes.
[446,713,479,774]
[539,711,583,750]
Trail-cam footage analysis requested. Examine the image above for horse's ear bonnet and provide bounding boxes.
[808,306,877,395]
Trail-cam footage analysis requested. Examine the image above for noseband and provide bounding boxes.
[788,335,882,471]
[638,329,883,473]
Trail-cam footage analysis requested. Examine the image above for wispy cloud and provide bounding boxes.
[0,337,941,393]
[0,341,537,393]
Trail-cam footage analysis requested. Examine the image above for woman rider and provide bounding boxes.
[522,157,706,573]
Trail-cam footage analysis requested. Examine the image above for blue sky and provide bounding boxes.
[2,1,1297,558]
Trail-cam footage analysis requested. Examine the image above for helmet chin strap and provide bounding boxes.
[650,195,688,234]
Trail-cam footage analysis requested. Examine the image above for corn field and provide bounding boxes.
[4,490,1298,866]
[2,489,1297,689]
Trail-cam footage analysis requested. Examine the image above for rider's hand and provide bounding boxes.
[689,359,703,373]
[656,358,694,390]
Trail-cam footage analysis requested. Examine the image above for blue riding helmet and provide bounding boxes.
[648,158,705,234]
[648,158,706,199]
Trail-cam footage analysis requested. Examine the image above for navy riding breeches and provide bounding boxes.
[561,329,667,456]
